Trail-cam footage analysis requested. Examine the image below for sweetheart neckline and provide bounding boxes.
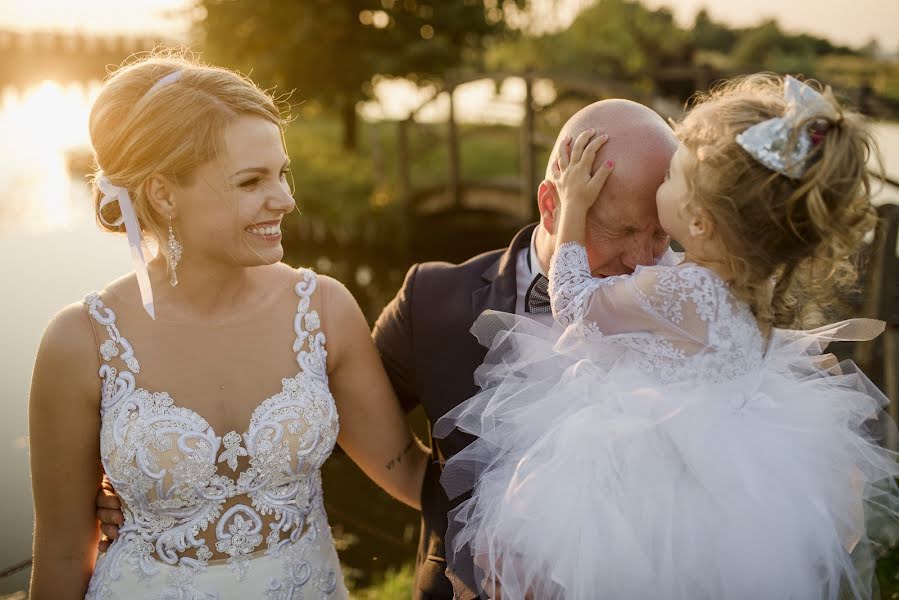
[115,367,334,453]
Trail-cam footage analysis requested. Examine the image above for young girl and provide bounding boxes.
[435,74,899,600]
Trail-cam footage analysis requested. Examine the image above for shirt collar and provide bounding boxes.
[527,227,547,278]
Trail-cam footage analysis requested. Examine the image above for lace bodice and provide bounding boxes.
[85,269,341,597]
[548,242,765,383]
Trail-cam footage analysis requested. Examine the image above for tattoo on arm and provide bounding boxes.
[385,439,415,471]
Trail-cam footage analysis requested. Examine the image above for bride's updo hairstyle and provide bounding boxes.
[673,73,880,329]
[88,49,284,260]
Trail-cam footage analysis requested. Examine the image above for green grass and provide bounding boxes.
[282,110,523,226]
[350,562,415,600]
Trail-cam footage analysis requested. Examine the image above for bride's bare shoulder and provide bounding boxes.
[91,271,140,302]
[33,300,101,403]
[265,263,351,302]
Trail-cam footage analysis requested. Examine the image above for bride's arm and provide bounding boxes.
[321,276,430,510]
[28,303,103,600]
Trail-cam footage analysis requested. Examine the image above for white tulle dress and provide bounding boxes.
[435,242,899,600]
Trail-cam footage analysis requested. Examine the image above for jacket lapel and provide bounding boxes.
[471,224,537,317]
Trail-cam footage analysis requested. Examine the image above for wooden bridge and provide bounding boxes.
[392,70,662,227]
[390,68,898,230]
[0,30,171,89]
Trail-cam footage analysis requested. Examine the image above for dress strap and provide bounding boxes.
[292,269,327,383]
[83,293,141,374]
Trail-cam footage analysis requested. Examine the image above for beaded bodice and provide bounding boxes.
[85,269,340,588]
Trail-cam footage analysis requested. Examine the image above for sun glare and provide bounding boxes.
[0,80,97,233]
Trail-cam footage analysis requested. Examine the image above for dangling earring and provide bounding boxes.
[167,217,182,287]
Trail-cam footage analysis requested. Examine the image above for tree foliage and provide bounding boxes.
[487,0,692,83]
[198,0,524,148]
[692,9,735,54]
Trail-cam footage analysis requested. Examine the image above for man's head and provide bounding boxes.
[536,99,678,276]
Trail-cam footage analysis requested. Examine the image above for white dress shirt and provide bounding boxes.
[514,229,556,326]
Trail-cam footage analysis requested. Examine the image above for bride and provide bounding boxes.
[27,53,429,599]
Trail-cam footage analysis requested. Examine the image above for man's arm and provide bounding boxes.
[96,478,122,551]
[372,264,421,413]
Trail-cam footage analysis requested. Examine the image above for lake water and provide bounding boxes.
[1,81,897,595]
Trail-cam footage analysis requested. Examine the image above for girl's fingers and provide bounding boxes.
[570,129,595,166]
[587,159,615,196]
[558,136,572,170]
[582,133,609,165]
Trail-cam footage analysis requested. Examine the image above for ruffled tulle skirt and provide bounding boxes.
[435,312,899,600]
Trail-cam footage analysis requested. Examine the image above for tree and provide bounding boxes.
[201,0,381,150]
[692,8,736,53]
[376,1,523,81]
[199,0,524,150]
[731,19,783,68]
[487,0,692,84]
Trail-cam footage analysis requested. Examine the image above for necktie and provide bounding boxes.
[525,274,551,314]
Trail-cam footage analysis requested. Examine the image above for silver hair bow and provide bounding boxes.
[97,175,156,320]
[735,75,838,180]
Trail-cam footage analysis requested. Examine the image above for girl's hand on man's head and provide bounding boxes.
[551,128,614,215]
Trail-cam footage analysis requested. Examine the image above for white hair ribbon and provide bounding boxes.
[735,75,839,180]
[148,69,183,95]
[97,175,156,320]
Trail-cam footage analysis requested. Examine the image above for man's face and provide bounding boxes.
[580,170,671,277]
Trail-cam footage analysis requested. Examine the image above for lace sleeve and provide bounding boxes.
[550,245,724,353]
[548,242,621,326]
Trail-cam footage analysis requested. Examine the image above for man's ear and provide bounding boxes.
[537,179,558,234]
[145,174,178,220]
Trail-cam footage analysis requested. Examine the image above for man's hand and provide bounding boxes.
[95,477,123,552]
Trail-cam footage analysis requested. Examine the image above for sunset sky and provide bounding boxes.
[0,0,895,49]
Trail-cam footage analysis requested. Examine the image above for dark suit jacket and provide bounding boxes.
[372,224,537,600]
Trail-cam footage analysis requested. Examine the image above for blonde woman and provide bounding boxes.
[28,54,428,599]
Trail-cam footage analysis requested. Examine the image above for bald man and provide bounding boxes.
[373,99,678,599]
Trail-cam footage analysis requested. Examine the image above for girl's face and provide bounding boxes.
[173,114,296,268]
[655,144,696,248]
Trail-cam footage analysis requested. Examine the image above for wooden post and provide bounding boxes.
[521,74,538,222]
[396,118,411,204]
[854,204,899,450]
[396,117,413,255]
[447,84,462,209]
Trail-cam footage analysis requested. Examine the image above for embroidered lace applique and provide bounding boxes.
[548,242,625,327]
[84,269,343,599]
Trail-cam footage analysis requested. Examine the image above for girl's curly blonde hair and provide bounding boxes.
[674,73,881,329]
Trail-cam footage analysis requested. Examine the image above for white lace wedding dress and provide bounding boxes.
[436,242,899,600]
[84,269,348,600]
